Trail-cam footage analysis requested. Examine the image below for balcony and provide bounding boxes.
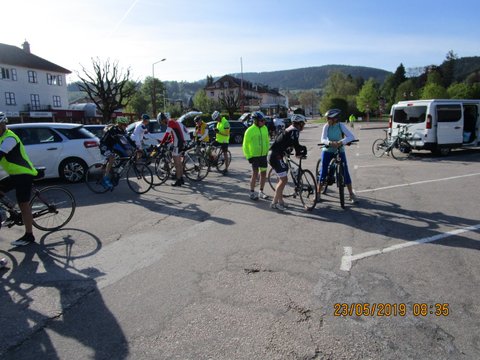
[22,104,53,112]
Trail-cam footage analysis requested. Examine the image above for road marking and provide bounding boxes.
[340,224,480,271]
[356,172,480,193]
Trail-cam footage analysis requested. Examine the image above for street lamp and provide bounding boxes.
[152,58,166,116]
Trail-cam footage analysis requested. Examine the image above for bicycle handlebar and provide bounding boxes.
[317,139,359,148]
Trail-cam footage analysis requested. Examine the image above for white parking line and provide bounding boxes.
[356,172,480,193]
[340,224,480,271]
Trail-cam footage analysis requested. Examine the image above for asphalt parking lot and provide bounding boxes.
[1,121,479,359]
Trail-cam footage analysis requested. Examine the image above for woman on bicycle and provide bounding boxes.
[318,109,357,203]
[268,114,308,211]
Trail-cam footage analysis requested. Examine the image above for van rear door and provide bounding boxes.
[435,103,463,145]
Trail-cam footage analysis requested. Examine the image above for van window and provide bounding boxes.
[393,106,427,124]
[437,105,462,123]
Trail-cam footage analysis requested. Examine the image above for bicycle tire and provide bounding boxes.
[183,151,209,181]
[267,167,296,197]
[315,158,321,182]
[126,163,153,194]
[337,162,345,209]
[391,140,411,160]
[299,169,317,211]
[31,186,76,231]
[215,150,232,172]
[85,163,110,194]
[153,155,171,185]
[372,138,388,158]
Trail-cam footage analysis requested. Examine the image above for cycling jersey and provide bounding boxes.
[194,121,209,142]
[130,122,151,149]
[215,117,230,144]
[320,122,355,153]
[269,125,306,157]
[100,125,134,157]
[0,129,37,176]
[161,119,185,152]
[242,124,269,159]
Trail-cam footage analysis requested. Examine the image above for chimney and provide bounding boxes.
[22,40,31,54]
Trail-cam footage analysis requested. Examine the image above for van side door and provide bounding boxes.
[435,103,463,145]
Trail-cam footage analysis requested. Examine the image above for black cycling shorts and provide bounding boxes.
[0,174,34,203]
[213,141,229,151]
[249,156,268,170]
[268,152,288,175]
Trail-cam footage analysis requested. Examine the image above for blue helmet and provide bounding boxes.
[251,111,264,121]
[142,114,150,121]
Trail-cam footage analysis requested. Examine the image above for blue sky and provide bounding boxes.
[3,0,480,83]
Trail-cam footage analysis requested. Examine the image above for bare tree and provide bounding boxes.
[218,92,239,118]
[77,58,136,123]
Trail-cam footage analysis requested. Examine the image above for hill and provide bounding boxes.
[229,65,392,90]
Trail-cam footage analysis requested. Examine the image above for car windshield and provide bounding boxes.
[55,126,96,139]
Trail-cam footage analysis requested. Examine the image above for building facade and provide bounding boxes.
[204,75,286,115]
[0,41,72,123]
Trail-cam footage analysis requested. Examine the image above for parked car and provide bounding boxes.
[207,121,247,144]
[84,124,106,139]
[240,112,275,135]
[177,111,202,140]
[126,119,166,147]
[6,123,103,183]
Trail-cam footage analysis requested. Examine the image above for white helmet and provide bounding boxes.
[324,108,342,119]
[0,112,8,124]
[212,111,220,121]
[291,114,306,123]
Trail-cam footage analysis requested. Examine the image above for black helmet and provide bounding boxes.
[251,111,264,121]
[291,114,306,123]
[324,109,342,119]
[194,115,202,123]
[157,112,167,122]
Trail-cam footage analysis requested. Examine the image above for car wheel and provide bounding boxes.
[59,158,87,183]
[233,134,243,144]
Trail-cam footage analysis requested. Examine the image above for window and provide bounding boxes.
[47,73,54,85]
[57,75,63,86]
[30,94,40,110]
[5,92,16,105]
[1,68,10,80]
[28,70,38,83]
[393,106,427,124]
[11,69,17,81]
[52,95,62,107]
[437,105,461,122]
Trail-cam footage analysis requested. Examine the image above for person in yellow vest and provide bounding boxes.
[349,114,356,128]
[193,115,209,143]
[242,111,270,200]
[212,111,230,174]
[0,112,38,246]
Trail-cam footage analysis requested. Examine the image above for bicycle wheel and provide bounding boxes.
[216,150,232,172]
[153,155,171,185]
[85,163,110,194]
[267,167,296,197]
[391,140,411,160]
[372,138,388,158]
[31,186,76,231]
[299,170,317,211]
[183,151,209,181]
[337,162,345,208]
[315,158,321,182]
[126,163,153,194]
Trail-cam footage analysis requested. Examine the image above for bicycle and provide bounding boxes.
[316,140,358,209]
[182,142,211,181]
[372,125,416,160]
[85,151,154,194]
[0,169,76,231]
[267,152,317,211]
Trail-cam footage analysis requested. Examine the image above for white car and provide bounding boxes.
[4,123,103,183]
[126,119,166,147]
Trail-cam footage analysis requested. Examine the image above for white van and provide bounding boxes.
[390,99,479,155]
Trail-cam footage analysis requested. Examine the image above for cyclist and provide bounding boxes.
[160,113,186,186]
[99,116,133,189]
[318,109,357,203]
[130,114,152,161]
[0,112,38,246]
[242,111,270,200]
[212,110,230,175]
[268,114,308,211]
[193,115,209,143]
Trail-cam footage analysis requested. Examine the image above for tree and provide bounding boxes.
[218,92,239,118]
[298,90,320,116]
[356,78,380,120]
[193,89,216,113]
[447,82,475,99]
[77,58,136,123]
[442,50,458,87]
[395,79,418,102]
[319,98,348,120]
[420,83,448,99]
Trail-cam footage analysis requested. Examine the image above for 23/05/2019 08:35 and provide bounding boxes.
[333,303,450,317]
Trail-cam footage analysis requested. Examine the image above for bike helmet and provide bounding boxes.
[251,111,264,121]
[141,114,150,121]
[324,108,342,119]
[0,112,7,123]
[291,114,307,123]
[212,111,220,121]
[157,112,167,122]
[194,115,202,123]
[116,116,129,124]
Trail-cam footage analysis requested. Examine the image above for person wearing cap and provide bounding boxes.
[0,112,38,246]
[131,114,152,160]
[318,109,357,203]
[193,115,209,143]
[99,116,132,189]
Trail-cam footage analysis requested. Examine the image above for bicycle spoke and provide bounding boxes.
[31,187,76,231]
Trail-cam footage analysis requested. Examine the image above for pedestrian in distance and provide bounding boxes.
[242,111,270,201]
[0,112,38,246]
[349,113,356,128]
[212,111,230,175]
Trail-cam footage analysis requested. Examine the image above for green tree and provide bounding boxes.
[298,90,320,116]
[395,79,418,102]
[447,82,475,99]
[420,83,448,99]
[193,89,216,113]
[442,50,458,87]
[319,98,348,120]
[77,58,136,123]
[356,78,380,119]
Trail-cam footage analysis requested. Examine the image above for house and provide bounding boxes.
[204,75,286,115]
[0,41,74,123]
